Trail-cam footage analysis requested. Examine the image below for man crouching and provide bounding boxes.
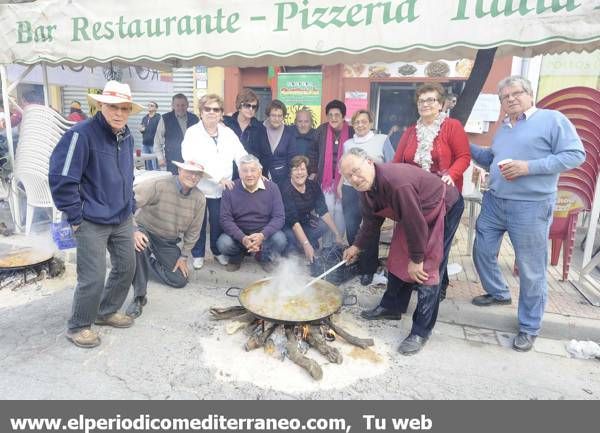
[126,160,206,318]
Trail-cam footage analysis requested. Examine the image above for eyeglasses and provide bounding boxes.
[104,104,132,113]
[417,98,438,106]
[500,90,527,102]
[241,103,258,110]
[202,106,222,113]
[342,159,367,181]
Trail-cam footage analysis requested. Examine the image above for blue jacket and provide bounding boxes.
[49,112,135,225]
[223,112,272,177]
[269,125,298,186]
[291,126,319,175]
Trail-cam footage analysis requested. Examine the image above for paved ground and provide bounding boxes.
[0,212,599,399]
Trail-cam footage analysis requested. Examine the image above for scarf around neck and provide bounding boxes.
[414,112,447,171]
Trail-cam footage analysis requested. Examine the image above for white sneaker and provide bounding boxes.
[192,257,204,269]
[215,254,229,265]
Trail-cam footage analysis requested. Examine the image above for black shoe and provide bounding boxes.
[512,332,536,352]
[472,294,512,306]
[260,260,275,273]
[360,274,374,286]
[126,296,147,319]
[398,334,428,356]
[360,305,402,321]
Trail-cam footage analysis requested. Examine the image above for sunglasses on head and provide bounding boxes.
[202,106,222,113]
[241,103,258,110]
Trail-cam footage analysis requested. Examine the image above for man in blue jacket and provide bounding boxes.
[49,81,144,349]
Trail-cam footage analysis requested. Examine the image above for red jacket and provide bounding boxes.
[393,118,471,191]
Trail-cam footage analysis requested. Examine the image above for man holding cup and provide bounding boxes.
[469,76,585,352]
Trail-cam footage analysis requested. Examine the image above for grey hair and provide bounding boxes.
[338,147,372,171]
[346,147,372,160]
[497,75,533,98]
[239,153,262,169]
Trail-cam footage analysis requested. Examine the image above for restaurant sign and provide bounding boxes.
[1,0,599,67]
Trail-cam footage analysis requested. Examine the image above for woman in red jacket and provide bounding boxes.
[393,83,470,300]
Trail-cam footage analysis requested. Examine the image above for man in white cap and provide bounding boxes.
[125,160,206,318]
[49,80,144,348]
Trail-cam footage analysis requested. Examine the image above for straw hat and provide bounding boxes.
[87,81,144,114]
[172,160,206,173]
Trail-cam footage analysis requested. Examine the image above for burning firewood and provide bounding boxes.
[306,325,343,364]
[209,299,376,381]
[284,328,323,381]
[325,319,374,349]
[209,306,248,320]
[245,322,277,351]
[264,325,287,360]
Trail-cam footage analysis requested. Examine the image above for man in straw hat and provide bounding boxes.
[125,160,206,318]
[49,80,144,348]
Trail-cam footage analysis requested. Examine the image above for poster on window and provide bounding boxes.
[277,73,322,128]
[344,91,369,122]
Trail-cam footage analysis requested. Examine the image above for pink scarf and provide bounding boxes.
[322,122,350,192]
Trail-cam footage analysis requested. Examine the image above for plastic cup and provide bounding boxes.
[497,158,513,170]
[135,148,142,157]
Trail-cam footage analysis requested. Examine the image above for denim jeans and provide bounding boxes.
[192,197,222,258]
[69,217,136,331]
[142,144,156,170]
[132,226,187,298]
[473,192,555,335]
[283,219,328,254]
[216,231,287,264]
[342,184,380,275]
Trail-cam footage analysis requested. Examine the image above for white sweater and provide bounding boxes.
[181,121,247,199]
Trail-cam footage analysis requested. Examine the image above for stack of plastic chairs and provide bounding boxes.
[12,104,74,234]
[537,87,600,280]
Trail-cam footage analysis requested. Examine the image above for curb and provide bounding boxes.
[191,260,600,342]
[438,299,600,342]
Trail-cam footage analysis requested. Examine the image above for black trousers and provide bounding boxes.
[378,195,465,338]
[132,227,188,298]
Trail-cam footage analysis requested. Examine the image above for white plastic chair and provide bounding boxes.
[11,105,70,233]
[12,171,59,234]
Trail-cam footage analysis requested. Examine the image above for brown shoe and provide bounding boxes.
[226,262,241,272]
[95,312,134,328]
[66,328,101,348]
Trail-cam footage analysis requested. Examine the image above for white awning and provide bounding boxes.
[1,0,599,68]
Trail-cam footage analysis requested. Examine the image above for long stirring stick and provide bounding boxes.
[303,259,347,289]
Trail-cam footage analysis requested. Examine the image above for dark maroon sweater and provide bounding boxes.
[354,163,459,262]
